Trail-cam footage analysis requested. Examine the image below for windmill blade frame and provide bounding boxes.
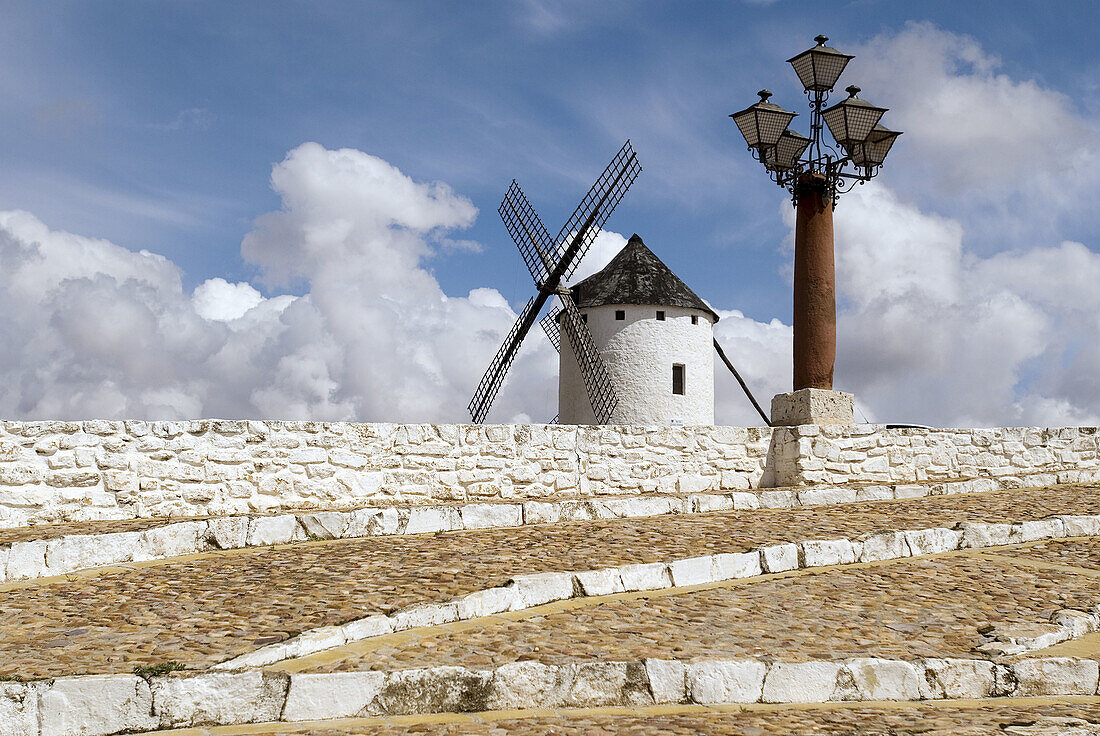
[467,296,541,424]
[539,306,562,352]
[556,140,641,282]
[499,181,557,284]
[468,140,641,424]
[557,295,617,424]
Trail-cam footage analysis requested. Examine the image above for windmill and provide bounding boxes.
[467,141,641,424]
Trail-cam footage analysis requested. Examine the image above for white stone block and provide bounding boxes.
[0,682,37,736]
[574,567,625,597]
[485,661,566,710]
[341,614,394,642]
[405,506,460,534]
[644,659,686,704]
[246,515,301,546]
[152,671,287,727]
[1011,519,1065,543]
[798,487,857,506]
[771,389,854,427]
[760,544,799,574]
[299,511,350,539]
[6,540,47,580]
[283,671,385,720]
[762,661,841,703]
[686,660,766,704]
[40,675,154,736]
[375,666,490,715]
[136,521,208,561]
[691,494,733,513]
[959,521,1012,549]
[1060,515,1100,537]
[800,539,857,567]
[1012,657,1100,696]
[712,551,762,579]
[602,497,674,518]
[509,572,576,608]
[1053,609,1097,638]
[392,603,459,631]
[565,662,652,707]
[918,658,996,699]
[522,501,560,525]
[892,484,927,500]
[842,658,921,701]
[45,532,139,574]
[728,492,760,510]
[457,586,519,619]
[618,562,672,592]
[284,625,348,658]
[668,555,717,587]
[903,528,962,556]
[758,491,797,508]
[859,532,909,563]
[461,503,522,530]
[207,516,249,549]
[855,485,895,502]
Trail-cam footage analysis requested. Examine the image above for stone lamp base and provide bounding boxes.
[771,388,855,427]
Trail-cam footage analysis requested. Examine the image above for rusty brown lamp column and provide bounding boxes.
[729,35,901,425]
[792,172,835,390]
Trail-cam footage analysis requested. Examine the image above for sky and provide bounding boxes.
[1,0,1099,427]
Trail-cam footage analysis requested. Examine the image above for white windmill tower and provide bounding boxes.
[469,141,769,427]
[557,234,718,426]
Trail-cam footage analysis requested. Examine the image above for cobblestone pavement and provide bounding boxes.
[2,484,1097,679]
[1001,536,1100,572]
[307,553,1100,672]
[0,482,1093,545]
[149,700,1100,735]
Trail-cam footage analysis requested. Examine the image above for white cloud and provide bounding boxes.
[848,23,1100,229]
[0,141,1096,428]
[191,278,265,322]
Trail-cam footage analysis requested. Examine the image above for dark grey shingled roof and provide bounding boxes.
[570,234,719,321]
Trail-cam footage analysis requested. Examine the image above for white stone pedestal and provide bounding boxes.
[771,388,854,427]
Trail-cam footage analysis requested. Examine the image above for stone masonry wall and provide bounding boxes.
[0,420,1097,529]
[768,424,1100,487]
[0,421,773,529]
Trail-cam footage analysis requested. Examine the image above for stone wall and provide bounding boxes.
[768,425,1100,487]
[0,421,772,528]
[0,420,1097,529]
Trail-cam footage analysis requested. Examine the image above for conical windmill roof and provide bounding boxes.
[570,234,719,321]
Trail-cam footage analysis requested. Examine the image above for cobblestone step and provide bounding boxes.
[5,655,1100,734]
[116,700,1100,736]
[2,475,1089,583]
[2,485,1097,679]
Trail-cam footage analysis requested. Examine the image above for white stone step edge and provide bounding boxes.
[5,655,1100,734]
[4,470,1090,584]
[978,605,1100,657]
[212,514,1100,671]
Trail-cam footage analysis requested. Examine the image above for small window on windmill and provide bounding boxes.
[656,310,665,321]
[615,309,625,320]
[672,364,685,395]
[691,315,699,325]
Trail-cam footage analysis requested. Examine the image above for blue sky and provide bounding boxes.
[1,1,1099,425]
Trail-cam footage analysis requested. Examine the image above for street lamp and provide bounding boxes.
[729,35,901,397]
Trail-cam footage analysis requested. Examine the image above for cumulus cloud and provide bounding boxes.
[0,139,1096,428]
[847,22,1100,233]
[0,144,558,422]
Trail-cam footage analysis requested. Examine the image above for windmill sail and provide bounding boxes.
[499,181,557,284]
[467,141,640,423]
[558,296,617,424]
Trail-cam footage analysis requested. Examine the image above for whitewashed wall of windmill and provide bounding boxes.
[558,304,716,425]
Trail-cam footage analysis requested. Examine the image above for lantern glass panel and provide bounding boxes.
[823,94,886,146]
[787,45,853,92]
[730,97,796,149]
[765,131,810,171]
